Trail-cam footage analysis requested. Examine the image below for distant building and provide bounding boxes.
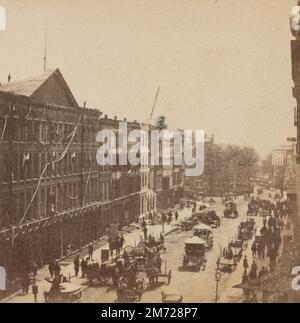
[272,144,296,192]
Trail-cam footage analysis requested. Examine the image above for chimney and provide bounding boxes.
[104,114,108,119]
[114,116,117,121]
[7,74,11,83]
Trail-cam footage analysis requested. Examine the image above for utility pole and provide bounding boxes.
[215,268,221,303]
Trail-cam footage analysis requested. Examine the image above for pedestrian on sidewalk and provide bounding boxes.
[260,225,267,236]
[141,218,148,241]
[152,212,156,225]
[116,236,121,255]
[32,261,38,277]
[21,273,31,295]
[141,217,147,230]
[251,260,258,277]
[175,211,179,221]
[251,242,257,259]
[263,216,267,228]
[48,261,54,278]
[81,258,87,278]
[243,255,249,274]
[119,234,125,251]
[88,243,94,261]
[149,212,153,225]
[259,266,268,278]
[257,241,265,259]
[53,261,61,278]
[108,236,114,258]
[74,255,80,277]
[269,247,278,272]
[161,213,166,233]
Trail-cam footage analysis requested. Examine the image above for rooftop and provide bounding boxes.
[0,69,56,97]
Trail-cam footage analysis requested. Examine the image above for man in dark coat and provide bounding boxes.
[53,261,61,278]
[88,243,94,261]
[119,235,125,249]
[251,242,257,259]
[81,258,87,278]
[243,256,249,274]
[21,274,31,295]
[74,255,80,277]
[48,261,54,278]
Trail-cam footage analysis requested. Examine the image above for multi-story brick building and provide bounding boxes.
[0,69,140,279]
[0,68,184,282]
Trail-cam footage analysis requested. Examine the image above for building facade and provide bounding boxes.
[0,69,184,282]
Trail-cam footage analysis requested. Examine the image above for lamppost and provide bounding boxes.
[215,268,222,303]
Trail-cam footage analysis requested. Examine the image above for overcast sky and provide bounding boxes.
[0,0,297,156]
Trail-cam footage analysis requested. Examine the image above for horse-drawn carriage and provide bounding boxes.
[248,199,273,217]
[116,263,145,302]
[237,219,255,241]
[198,210,221,228]
[181,216,198,231]
[182,236,207,271]
[86,259,117,286]
[218,240,244,273]
[247,201,258,216]
[224,201,239,219]
[122,236,165,271]
[193,224,214,251]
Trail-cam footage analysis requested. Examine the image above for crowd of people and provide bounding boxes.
[242,196,289,288]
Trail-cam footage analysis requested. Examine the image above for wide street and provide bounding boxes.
[81,196,263,303]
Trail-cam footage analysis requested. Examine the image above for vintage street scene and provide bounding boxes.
[1,0,300,304]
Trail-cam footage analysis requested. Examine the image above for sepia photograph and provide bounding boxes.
[0,0,300,307]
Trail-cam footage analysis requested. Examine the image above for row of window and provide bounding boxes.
[0,117,99,144]
[0,151,111,182]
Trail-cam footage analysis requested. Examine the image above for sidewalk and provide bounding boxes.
[219,214,292,303]
[1,211,184,303]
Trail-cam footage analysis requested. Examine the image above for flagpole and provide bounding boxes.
[43,25,47,71]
